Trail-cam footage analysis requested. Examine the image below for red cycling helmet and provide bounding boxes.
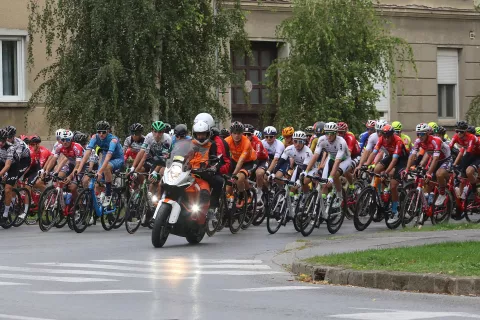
[337,122,348,132]
[382,124,394,136]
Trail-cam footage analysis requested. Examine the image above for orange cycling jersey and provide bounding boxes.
[225,135,257,163]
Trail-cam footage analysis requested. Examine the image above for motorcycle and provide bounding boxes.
[151,140,217,248]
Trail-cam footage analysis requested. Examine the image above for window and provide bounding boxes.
[374,78,390,122]
[437,49,458,119]
[0,36,25,101]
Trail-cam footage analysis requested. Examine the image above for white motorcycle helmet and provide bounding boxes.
[192,120,211,145]
[194,113,215,129]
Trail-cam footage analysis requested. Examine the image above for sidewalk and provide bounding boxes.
[273,228,480,295]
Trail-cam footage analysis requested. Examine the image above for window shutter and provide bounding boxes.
[437,49,458,84]
[374,80,390,112]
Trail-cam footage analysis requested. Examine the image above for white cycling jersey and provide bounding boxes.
[365,132,379,152]
[281,145,313,166]
[262,138,285,160]
[314,136,350,160]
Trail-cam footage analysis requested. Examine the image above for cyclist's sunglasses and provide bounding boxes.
[97,130,107,134]
[455,130,465,134]
[231,130,243,134]
[61,138,73,142]
[244,132,252,137]
[416,132,426,137]
[293,139,305,144]
[325,132,336,136]
[153,130,164,133]
[394,130,401,135]
[265,135,275,139]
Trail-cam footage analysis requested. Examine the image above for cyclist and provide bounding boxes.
[244,124,269,203]
[262,126,285,191]
[303,122,351,210]
[0,127,31,224]
[225,121,257,206]
[392,121,412,153]
[282,127,294,147]
[355,120,387,173]
[366,124,408,223]
[359,120,376,150]
[78,121,124,207]
[309,121,325,153]
[337,122,361,187]
[476,127,480,138]
[254,130,262,140]
[24,135,52,192]
[123,123,145,163]
[429,121,449,141]
[304,126,314,147]
[404,123,452,206]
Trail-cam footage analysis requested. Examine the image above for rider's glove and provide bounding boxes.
[151,171,159,181]
[38,169,45,176]
[327,176,334,184]
[299,171,306,179]
[367,164,375,170]
[129,166,135,173]
[265,171,271,176]
[295,179,302,188]
[269,173,275,181]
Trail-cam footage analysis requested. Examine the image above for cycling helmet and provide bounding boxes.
[304,126,314,135]
[152,121,166,132]
[476,127,480,136]
[174,124,188,138]
[263,126,277,136]
[467,126,476,134]
[96,121,110,131]
[20,135,29,143]
[129,123,144,134]
[375,120,388,131]
[254,130,262,139]
[5,125,16,138]
[210,126,220,138]
[382,124,394,136]
[428,122,439,132]
[192,120,210,145]
[29,135,41,144]
[391,121,402,131]
[220,128,230,137]
[194,113,215,129]
[415,123,430,133]
[337,122,348,132]
[0,128,9,140]
[244,124,255,134]
[230,121,244,133]
[60,129,74,141]
[292,131,307,140]
[164,123,172,133]
[366,120,376,129]
[436,126,446,136]
[314,122,325,135]
[73,132,88,145]
[169,129,175,136]
[324,122,338,133]
[282,127,294,137]
[456,120,468,131]
[55,129,65,140]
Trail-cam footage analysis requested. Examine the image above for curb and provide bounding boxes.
[292,262,480,296]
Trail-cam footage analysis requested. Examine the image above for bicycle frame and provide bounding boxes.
[88,177,117,217]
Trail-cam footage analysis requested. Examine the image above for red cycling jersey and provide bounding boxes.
[342,132,361,158]
[124,148,138,161]
[411,135,449,160]
[374,135,407,157]
[449,132,480,155]
[29,145,52,168]
[54,142,84,162]
[251,135,269,161]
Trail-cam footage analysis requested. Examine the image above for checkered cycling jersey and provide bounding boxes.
[6,138,30,163]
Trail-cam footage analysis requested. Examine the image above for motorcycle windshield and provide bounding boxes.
[168,139,193,167]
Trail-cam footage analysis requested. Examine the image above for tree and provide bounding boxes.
[467,2,480,126]
[27,0,248,136]
[265,0,415,133]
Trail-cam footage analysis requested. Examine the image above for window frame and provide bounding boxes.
[437,48,459,120]
[0,36,26,102]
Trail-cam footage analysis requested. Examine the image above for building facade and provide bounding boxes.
[0,0,479,138]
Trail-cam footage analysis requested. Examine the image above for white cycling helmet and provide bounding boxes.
[292,131,307,140]
[169,129,175,136]
[324,122,338,133]
[415,122,430,133]
[60,129,74,141]
[192,120,210,145]
[375,120,388,131]
[263,126,277,136]
[254,130,262,139]
[193,113,215,129]
[55,128,65,140]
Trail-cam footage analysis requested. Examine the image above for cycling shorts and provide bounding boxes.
[5,157,31,186]
[379,155,408,180]
[321,158,352,179]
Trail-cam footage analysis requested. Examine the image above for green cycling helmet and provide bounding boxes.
[152,121,166,132]
[476,127,480,136]
[391,121,402,131]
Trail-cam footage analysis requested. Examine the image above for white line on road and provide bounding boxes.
[94,259,268,269]
[329,310,480,319]
[0,281,30,286]
[33,290,152,295]
[153,259,263,264]
[0,314,56,320]
[0,273,117,283]
[223,286,322,292]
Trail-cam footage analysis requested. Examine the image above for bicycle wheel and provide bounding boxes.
[326,191,346,234]
[299,191,318,237]
[37,187,59,232]
[241,189,256,230]
[385,188,405,230]
[431,190,452,225]
[113,188,128,229]
[401,189,421,228]
[125,189,145,234]
[464,194,480,223]
[101,190,122,231]
[346,181,365,220]
[72,189,93,233]
[229,190,247,234]
[55,210,69,229]
[13,187,31,227]
[266,189,287,235]
[353,187,376,231]
[216,193,228,232]
[292,193,306,232]
[1,189,22,229]
[25,189,39,225]
[252,191,268,226]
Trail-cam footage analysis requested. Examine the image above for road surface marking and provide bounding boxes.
[153,259,263,264]
[223,286,322,292]
[33,290,152,295]
[0,314,56,320]
[330,310,480,320]
[0,281,30,286]
[0,273,117,283]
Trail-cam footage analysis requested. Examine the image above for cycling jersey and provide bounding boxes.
[281,145,313,166]
[341,132,360,157]
[262,138,285,160]
[87,133,124,159]
[250,136,268,161]
[365,133,379,152]
[411,135,450,160]
[212,136,231,175]
[449,132,480,155]
[29,145,52,168]
[374,135,407,158]
[309,137,318,153]
[141,133,172,159]
[400,134,412,153]
[54,142,84,163]
[2,138,30,163]
[359,131,370,149]
[225,135,256,163]
[314,136,350,160]
[123,135,145,159]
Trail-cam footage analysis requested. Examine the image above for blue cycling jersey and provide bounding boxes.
[87,133,124,160]
[359,131,370,150]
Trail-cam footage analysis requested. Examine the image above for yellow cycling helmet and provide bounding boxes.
[428,122,439,131]
[391,121,402,131]
[282,126,294,137]
[476,127,480,136]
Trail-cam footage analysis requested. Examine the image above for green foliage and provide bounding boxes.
[27,0,248,136]
[266,0,416,132]
[467,95,480,126]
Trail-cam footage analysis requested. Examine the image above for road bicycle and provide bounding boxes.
[125,172,155,234]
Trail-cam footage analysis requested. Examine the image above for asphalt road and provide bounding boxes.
[0,221,479,320]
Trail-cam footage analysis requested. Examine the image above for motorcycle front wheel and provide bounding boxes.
[152,204,171,248]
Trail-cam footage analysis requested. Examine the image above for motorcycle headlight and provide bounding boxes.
[168,164,182,181]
